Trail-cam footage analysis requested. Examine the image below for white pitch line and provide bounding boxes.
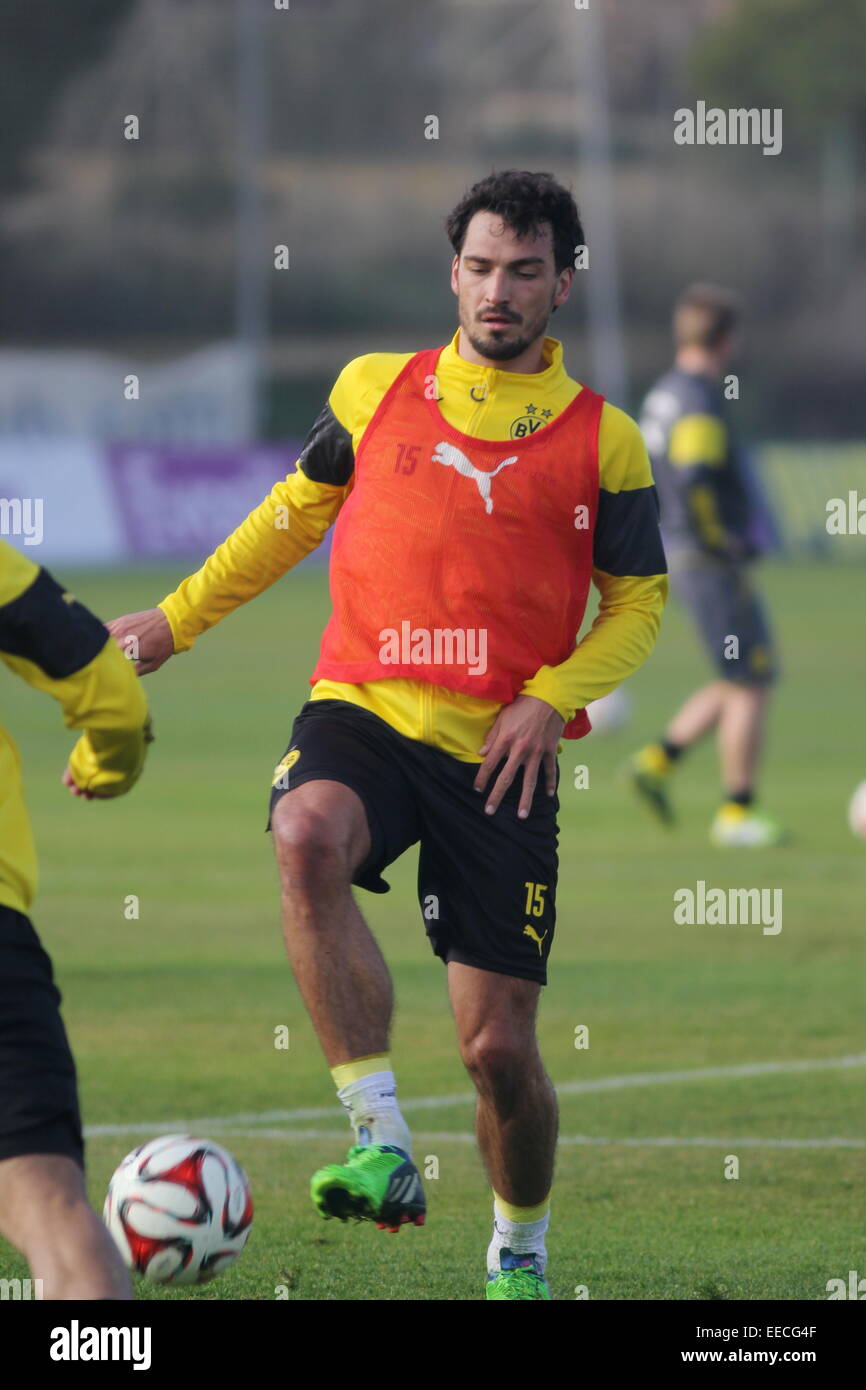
[84,1052,866,1139]
[215,1129,866,1151]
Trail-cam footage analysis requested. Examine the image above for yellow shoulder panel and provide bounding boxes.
[329,352,415,443]
[598,402,655,492]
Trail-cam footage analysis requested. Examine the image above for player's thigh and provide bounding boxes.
[268,700,422,894]
[672,559,776,682]
[416,753,559,986]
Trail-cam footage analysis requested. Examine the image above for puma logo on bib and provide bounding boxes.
[432,440,518,514]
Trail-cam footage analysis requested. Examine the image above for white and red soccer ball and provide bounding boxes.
[104,1135,253,1285]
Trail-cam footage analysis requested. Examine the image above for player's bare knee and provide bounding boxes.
[460,1027,526,1105]
[272,804,358,895]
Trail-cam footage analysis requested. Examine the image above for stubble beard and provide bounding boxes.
[461,297,554,363]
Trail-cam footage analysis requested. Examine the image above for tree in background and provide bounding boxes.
[0,0,137,192]
[692,0,866,282]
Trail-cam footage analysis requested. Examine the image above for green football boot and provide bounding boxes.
[486,1250,551,1300]
[310,1144,426,1233]
[710,803,790,848]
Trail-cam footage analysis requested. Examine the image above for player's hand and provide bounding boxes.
[61,766,103,801]
[473,694,563,819]
[106,608,174,676]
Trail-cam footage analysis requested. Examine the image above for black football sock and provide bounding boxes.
[660,738,684,762]
[726,789,754,808]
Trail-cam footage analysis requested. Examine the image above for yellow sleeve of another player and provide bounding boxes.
[159,467,350,652]
[1,643,149,798]
[0,543,151,796]
[51,643,151,797]
[688,485,727,550]
[667,413,729,549]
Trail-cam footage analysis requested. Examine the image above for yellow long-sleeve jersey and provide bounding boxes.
[0,540,152,916]
[160,331,668,761]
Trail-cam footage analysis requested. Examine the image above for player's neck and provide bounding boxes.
[676,347,722,378]
[456,326,549,376]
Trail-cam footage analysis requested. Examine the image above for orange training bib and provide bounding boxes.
[311,346,604,739]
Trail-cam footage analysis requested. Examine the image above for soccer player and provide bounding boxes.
[630,284,786,846]
[107,170,667,1299]
[0,539,152,1298]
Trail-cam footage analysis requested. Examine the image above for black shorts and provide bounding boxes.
[668,551,778,687]
[0,907,84,1167]
[268,699,560,985]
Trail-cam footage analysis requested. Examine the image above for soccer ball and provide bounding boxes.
[103,1134,253,1285]
[847,782,866,840]
[586,687,633,735]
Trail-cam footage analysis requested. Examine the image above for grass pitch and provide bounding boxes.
[1,557,863,1300]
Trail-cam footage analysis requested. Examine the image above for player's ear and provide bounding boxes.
[553,266,575,311]
[450,254,460,296]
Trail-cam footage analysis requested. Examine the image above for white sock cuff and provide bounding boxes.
[491,1199,550,1253]
[336,1070,397,1103]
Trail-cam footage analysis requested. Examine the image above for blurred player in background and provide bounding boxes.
[0,539,152,1298]
[630,284,787,847]
[107,170,668,1299]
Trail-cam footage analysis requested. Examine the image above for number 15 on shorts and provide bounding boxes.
[524,881,548,917]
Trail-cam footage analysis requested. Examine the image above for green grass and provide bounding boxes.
[1,559,864,1300]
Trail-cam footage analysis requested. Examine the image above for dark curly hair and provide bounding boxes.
[445,170,584,276]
